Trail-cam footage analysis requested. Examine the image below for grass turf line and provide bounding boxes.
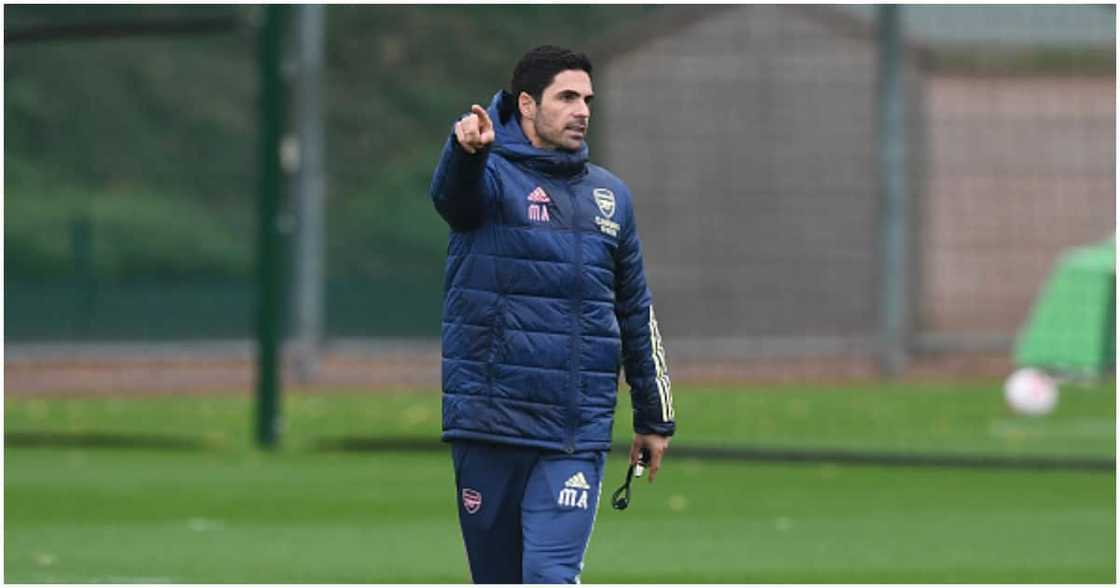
[6,380,1115,457]
[5,381,1115,582]
[5,450,1114,583]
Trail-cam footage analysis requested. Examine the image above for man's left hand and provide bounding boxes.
[630,433,671,483]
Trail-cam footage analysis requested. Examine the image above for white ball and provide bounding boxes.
[1004,368,1059,416]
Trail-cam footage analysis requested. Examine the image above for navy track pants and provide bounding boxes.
[451,440,607,584]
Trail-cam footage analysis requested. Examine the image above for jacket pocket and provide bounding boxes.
[485,296,506,376]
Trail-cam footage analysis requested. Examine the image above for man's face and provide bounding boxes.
[521,69,593,152]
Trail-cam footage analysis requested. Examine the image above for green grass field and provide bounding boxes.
[5,380,1116,583]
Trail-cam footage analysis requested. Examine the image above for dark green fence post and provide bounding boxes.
[256,5,289,449]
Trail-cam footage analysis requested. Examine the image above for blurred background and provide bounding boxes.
[4,4,1115,584]
[5,4,1114,388]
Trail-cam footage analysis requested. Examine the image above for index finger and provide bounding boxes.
[647,446,665,483]
[471,104,492,130]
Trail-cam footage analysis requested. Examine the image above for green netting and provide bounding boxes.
[4,5,658,341]
[1014,237,1115,376]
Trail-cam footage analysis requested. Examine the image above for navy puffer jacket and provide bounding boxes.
[430,90,675,453]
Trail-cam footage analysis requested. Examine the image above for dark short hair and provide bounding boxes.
[510,45,593,105]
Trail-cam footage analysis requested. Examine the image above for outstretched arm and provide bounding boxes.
[429,104,498,231]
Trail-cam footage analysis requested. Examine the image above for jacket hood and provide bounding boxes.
[487,90,588,177]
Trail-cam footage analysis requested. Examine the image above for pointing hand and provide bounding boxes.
[454,104,495,154]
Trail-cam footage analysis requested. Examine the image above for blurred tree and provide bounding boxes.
[5,5,657,282]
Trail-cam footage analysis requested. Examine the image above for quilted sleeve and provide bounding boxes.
[614,193,676,436]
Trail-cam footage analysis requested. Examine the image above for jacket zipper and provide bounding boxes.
[566,178,583,454]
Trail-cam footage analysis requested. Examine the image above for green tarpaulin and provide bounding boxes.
[1014,237,1115,376]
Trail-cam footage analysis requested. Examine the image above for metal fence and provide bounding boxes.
[5,5,657,343]
[595,5,1114,364]
[5,5,1114,374]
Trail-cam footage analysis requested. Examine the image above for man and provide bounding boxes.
[429,45,675,584]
